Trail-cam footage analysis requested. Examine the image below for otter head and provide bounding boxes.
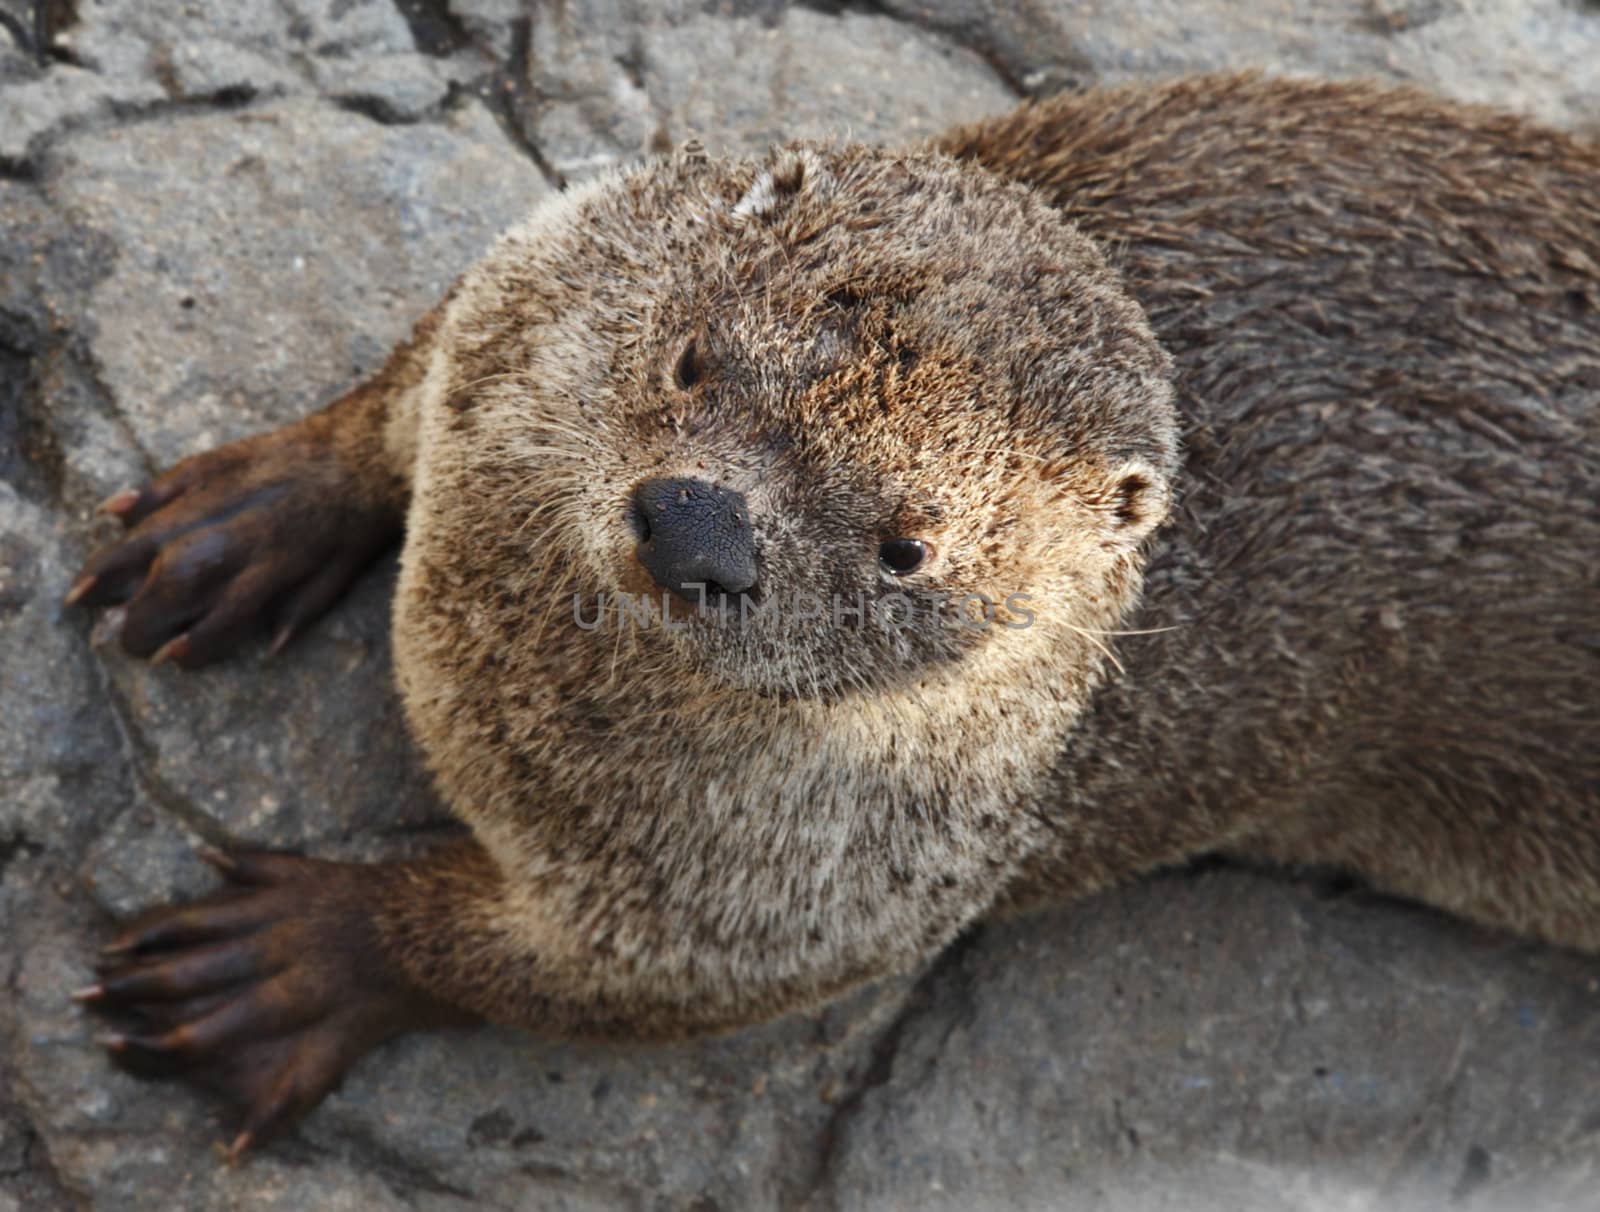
[409,140,1177,708]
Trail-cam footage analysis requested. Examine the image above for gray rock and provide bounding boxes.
[0,65,165,164]
[0,0,485,164]
[1055,0,1600,129]
[158,38,304,100]
[81,807,218,920]
[822,870,1600,1211]
[312,51,454,121]
[49,95,544,470]
[440,0,526,59]
[874,0,1098,95]
[0,474,129,875]
[1,0,1597,1208]
[60,0,417,86]
[515,0,1017,181]
[638,7,1016,155]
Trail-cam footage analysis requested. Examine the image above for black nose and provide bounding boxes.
[631,477,759,603]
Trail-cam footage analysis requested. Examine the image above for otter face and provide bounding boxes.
[424,142,1178,701]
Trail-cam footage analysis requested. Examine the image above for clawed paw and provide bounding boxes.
[80,847,423,1161]
[66,429,400,668]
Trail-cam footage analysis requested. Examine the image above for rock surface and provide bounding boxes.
[2,0,1597,1208]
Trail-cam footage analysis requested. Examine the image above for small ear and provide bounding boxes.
[1098,459,1172,543]
[733,149,832,222]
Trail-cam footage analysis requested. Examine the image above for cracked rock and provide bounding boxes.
[48,95,543,471]
[1060,0,1600,129]
[872,0,1098,95]
[820,870,1600,1210]
[0,0,476,164]
[313,51,457,121]
[0,65,166,165]
[1,0,1597,1209]
[60,0,418,83]
[514,0,1017,181]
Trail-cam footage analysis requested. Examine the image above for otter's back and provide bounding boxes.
[941,75,1600,946]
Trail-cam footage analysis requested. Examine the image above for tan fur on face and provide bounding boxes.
[356,75,1594,1039]
[387,143,1177,1031]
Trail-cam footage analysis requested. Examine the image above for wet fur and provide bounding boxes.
[386,143,1177,1035]
[72,74,1600,1143]
[384,77,1600,1036]
[939,76,1600,943]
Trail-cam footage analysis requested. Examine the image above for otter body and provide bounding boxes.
[944,78,1600,943]
[67,75,1599,1155]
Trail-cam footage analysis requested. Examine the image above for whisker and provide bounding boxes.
[1062,621,1125,676]
[1068,624,1184,637]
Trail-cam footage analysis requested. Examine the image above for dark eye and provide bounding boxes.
[879,538,928,575]
[673,338,703,390]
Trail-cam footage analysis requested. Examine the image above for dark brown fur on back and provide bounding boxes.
[70,74,1600,1154]
[941,76,1600,940]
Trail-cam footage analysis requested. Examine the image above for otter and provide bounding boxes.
[63,73,1599,1160]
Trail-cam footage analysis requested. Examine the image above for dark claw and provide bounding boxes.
[96,937,268,1004]
[102,892,272,957]
[225,1131,256,1166]
[204,848,326,888]
[265,624,294,660]
[83,849,443,1162]
[150,634,191,667]
[97,488,142,518]
[63,574,98,606]
[66,427,401,668]
[72,536,160,607]
[230,1026,348,1158]
[193,844,238,874]
[97,476,191,528]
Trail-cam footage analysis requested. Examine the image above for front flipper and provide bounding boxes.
[79,848,471,1161]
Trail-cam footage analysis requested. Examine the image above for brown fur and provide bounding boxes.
[70,74,1599,1151]
[939,75,1600,943]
